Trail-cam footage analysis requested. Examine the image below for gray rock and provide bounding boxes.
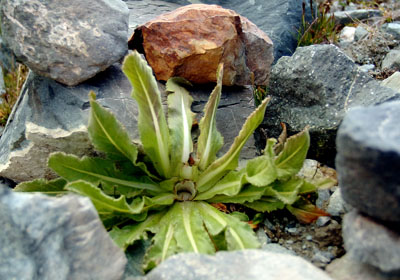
[142,250,333,280]
[0,0,129,86]
[382,50,400,70]
[312,250,335,264]
[332,9,383,25]
[0,185,127,280]
[316,216,331,227]
[354,25,369,41]
[317,188,331,209]
[342,210,400,273]
[359,64,375,73]
[0,35,16,72]
[336,101,400,222]
[0,66,4,95]
[382,72,400,92]
[0,63,256,182]
[262,243,296,255]
[381,22,400,40]
[124,0,181,33]
[262,44,400,166]
[127,0,314,62]
[326,254,400,280]
[339,26,356,44]
[327,188,351,216]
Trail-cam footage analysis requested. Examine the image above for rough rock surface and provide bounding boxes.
[0,64,256,182]
[0,185,127,280]
[133,250,333,280]
[336,101,400,222]
[326,254,400,280]
[126,0,313,63]
[261,44,400,166]
[342,210,400,273]
[382,50,400,70]
[0,0,129,86]
[382,72,400,92]
[332,9,383,25]
[130,4,273,86]
[0,67,4,95]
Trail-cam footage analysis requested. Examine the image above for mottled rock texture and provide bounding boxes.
[0,0,129,86]
[261,44,400,166]
[0,185,127,280]
[342,210,400,273]
[130,4,273,86]
[336,101,400,222]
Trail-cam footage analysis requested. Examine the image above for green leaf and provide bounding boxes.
[66,180,145,216]
[245,154,277,187]
[275,128,310,180]
[109,212,165,249]
[122,51,171,178]
[173,202,215,254]
[143,193,175,211]
[195,170,245,201]
[197,64,224,171]
[244,197,285,212]
[166,78,194,177]
[88,92,139,163]
[48,152,162,193]
[14,178,67,195]
[287,198,330,223]
[197,97,270,192]
[207,185,266,203]
[267,177,304,204]
[298,180,317,194]
[197,202,259,250]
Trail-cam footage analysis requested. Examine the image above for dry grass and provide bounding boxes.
[0,63,29,126]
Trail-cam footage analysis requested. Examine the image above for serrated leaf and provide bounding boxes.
[66,180,145,216]
[48,152,162,193]
[268,177,304,204]
[88,92,139,163]
[275,128,310,180]
[166,78,194,177]
[207,185,266,204]
[244,197,285,212]
[122,51,170,178]
[197,64,224,171]
[109,212,165,249]
[197,97,270,192]
[195,170,245,201]
[14,178,67,195]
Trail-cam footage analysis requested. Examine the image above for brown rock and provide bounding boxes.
[129,4,273,86]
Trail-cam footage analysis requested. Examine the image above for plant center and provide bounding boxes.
[174,180,197,201]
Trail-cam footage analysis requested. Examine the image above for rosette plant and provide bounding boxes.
[16,51,323,271]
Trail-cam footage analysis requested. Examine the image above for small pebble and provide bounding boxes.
[316,216,331,227]
[306,235,313,241]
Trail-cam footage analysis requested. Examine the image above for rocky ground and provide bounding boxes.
[1,0,400,280]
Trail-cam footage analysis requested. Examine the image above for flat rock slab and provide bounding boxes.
[134,250,333,280]
[342,210,400,273]
[0,0,129,86]
[0,63,256,183]
[0,185,127,280]
[336,100,400,222]
[262,44,400,166]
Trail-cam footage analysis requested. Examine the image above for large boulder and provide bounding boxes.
[130,4,273,86]
[261,44,400,166]
[342,210,400,273]
[157,0,314,62]
[0,0,129,86]
[136,250,333,280]
[0,63,256,183]
[336,101,400,222]
[0,185,127,280]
